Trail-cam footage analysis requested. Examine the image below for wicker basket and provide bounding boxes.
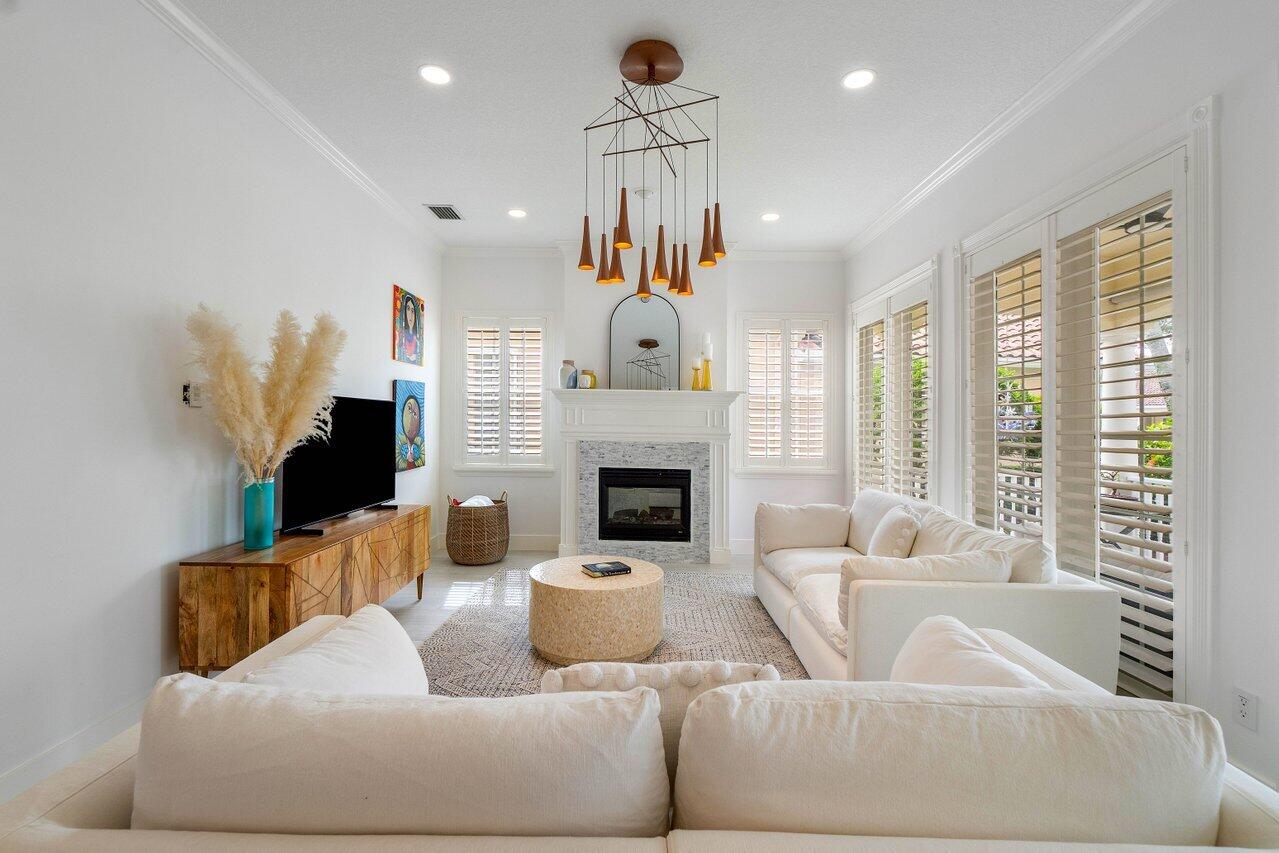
[445,491,509,565]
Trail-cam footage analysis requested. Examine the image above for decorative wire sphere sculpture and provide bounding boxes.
[626,338,671,390]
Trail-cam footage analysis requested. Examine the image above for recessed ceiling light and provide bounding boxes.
[760,212,781,222]
[418,64,451,85]
[507,208,527,218]
[841,68,876,90]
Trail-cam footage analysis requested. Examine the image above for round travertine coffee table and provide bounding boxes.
[528,555,664,665]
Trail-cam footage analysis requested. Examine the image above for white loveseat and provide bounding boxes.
[3,612,1278,850]
[754,489,1121,686]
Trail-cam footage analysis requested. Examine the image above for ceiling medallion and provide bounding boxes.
[577,39,726,300]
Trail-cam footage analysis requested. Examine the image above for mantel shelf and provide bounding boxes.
[551,388,742,405]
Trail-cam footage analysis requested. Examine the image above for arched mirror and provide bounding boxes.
[608,293,680,390]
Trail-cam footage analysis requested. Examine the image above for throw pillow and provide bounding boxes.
[837,549,1012,627]
[911,508,1054,583]
[889,615,1050,688]
[541,660,779,788]
[865,505,920,557]
[243,604,428,695]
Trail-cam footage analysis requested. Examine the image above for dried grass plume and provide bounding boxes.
[187,305,347,481]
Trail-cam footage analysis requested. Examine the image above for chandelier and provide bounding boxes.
[576,39,726,299]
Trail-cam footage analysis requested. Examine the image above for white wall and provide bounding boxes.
[0,0,442,801]
[442,249,846,552]
[845,0,1279,785]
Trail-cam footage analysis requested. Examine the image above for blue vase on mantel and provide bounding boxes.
[243,477,275,550]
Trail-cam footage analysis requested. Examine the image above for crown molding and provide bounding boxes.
[135,0,441,251]
[842,0,1176,259]
[446,246,563,259]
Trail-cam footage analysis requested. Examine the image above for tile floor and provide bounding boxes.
[384,550,753,645]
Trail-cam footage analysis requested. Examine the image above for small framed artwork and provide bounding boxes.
[393,284,424,366]
[394,379,426,472]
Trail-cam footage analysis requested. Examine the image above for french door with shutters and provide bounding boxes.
[965,152,1184,699]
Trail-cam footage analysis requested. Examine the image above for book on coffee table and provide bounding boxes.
[581,561,632,578]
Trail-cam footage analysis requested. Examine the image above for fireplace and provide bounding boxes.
[598,467,691,543]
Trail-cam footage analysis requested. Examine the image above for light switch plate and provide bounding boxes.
[182,381,205,407]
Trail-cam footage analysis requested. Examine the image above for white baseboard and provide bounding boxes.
[0,690,149,805]
[508,534,559,552]
[710,547,732,564]
[729,538,755,556]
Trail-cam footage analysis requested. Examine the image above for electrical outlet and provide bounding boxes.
[182,381,205,408]
[1235,688,1259,732]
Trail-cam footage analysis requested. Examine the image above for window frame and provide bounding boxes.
[734,312,836,475]
[454,312,554,475]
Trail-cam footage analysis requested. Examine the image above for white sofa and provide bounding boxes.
[753,489,1122,686]
[3,611,1277,850]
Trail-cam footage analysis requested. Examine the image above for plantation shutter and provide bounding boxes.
[788,326,825,460]
[506,325,544,457]
[855,319,887,491]
[745,325,783,462]
[993,254,1045,538]
[889,301,929,500]
[464,325,501,457]
[1055,224,1100,580]
[968,271,997,528]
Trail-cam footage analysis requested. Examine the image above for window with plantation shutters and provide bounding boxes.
[1056,193,1176,698]
[970,253,1044,539]
[854,274,932,501]
[740,315,831,470]
[854,319,886,491]
[461,315,548,468]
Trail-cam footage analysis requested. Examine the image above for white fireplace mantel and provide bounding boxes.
[551,388,742,563]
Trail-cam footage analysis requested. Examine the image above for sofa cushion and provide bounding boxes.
[755,503,851,554]
[133,675,669,837]
[243,605,428,696]
[837,550,1012,627]
[673,680,1225,846]
[975,628,1109,695]
[540,661,779,788]
[889,616,1049,688]
[911,509,1054,583]
[760,547,856,590]
[865,505,920,557]
[791,574,847,655]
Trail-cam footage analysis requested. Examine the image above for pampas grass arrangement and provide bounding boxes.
[187,304,347,482]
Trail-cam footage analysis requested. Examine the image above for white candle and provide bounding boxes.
[702,333,713,361]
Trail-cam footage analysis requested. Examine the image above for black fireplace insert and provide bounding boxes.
[597,467,691,542]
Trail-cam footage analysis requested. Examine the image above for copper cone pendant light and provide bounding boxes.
[608,227,625,282]
[614,188,633,249]
[636,245,651,299]
[677,244,693,296]
[577,215,594,270]
[652,224,669,284]
[595,234,610,284]
[667,242,681,293]
[576,40,725,298]
[698,207,717,267]
[712,203,726,258]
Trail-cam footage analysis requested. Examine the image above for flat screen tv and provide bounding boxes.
[280,396,395,533]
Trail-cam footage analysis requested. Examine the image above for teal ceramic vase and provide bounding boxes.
[243,477,275,550]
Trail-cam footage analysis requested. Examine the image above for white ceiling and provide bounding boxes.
[183,0,1135,251]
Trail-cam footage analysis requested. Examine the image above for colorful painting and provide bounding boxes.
[394,379,425,472]
[393,284,424,366]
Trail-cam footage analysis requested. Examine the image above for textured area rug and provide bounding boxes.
[419,568,808,696]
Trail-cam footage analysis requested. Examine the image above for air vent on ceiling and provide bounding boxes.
[425,204,463,221]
